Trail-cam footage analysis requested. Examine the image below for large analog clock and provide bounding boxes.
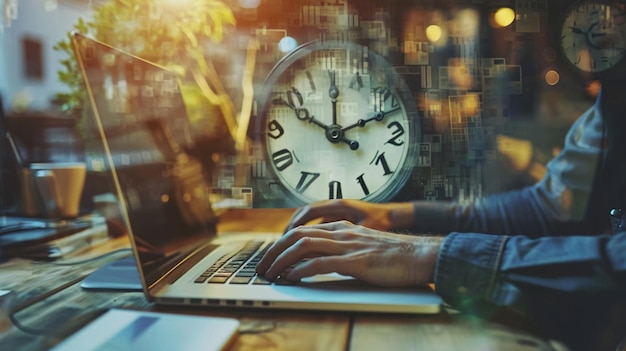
[559,1,626,75]
[257,41,420,205]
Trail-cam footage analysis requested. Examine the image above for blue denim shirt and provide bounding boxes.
[412,93,626,350]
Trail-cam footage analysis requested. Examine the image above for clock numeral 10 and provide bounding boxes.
[271,148,293,171]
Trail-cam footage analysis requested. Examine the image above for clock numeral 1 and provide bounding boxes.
[295,171,320,194]
[271,148,293,171]
[356,173,370,196]
[372,152,393,176]
[329,181,343,199]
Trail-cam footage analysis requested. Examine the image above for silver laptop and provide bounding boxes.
[71,32,442,314]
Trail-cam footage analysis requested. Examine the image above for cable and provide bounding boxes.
[8,273,91,336]
[45,247,133,266]
[9,248,133,335]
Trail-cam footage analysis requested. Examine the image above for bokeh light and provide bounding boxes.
[278,36,298,53]
[494,7,515,27]
[544,70,560,86]
[425,25,442,42]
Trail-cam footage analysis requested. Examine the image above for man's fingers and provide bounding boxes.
[262,237,346,280]
[259,223,361,273]
[284,255,354,281]
[258,227,329,272]
[285,202,336,230]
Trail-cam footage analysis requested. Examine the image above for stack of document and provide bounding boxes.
[0,216,108,260]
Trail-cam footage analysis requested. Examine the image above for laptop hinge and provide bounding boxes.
[149,242,219,290]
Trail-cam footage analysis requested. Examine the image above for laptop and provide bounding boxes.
[71,32,442,314]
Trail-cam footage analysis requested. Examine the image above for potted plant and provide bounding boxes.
[53,0,241,155]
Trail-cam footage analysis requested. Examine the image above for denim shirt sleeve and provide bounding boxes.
[433,232,511,310]
[411,99,606,238]
[434,231,626,313]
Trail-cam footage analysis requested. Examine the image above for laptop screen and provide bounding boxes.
[72,33,218,286]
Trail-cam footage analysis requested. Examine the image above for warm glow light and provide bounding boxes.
[545,70,560,86]
[448,60,473,90]
[462,94,480,116]
[239,0,261,9]
[494,7,515,27]
[586,80,601,98]
[456,9,480,36]
[425,25,442,42]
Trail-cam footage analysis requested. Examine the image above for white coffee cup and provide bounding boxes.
[28,162,87,218]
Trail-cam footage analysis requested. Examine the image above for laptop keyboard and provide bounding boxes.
[194,240,293,286]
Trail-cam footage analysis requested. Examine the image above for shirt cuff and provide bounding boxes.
[434,232,508,309]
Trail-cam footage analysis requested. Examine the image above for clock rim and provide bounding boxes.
[556,1,626,77]
[255,40,422,206]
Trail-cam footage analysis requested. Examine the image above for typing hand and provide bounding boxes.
[256,221,442,287]
[284,199,415,232]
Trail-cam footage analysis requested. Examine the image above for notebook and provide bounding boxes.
[71,32,442,314]
[52,308,239,351]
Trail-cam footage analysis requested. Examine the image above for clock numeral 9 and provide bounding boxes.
[267,120,284,139]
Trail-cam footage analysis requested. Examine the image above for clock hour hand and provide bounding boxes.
[274,93,331,130]
[293,107,360,150]
[569,26,588,35]
[295,108,329,129]
[341,106,401,132]
[287,102,358,149]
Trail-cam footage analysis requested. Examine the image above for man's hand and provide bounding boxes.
[256,221,443,287]
[285,199,415,232]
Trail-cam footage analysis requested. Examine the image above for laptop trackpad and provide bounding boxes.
[81,255,142,291]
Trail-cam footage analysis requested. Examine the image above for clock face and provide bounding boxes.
[560,2,626,74]
[257,41,420,205]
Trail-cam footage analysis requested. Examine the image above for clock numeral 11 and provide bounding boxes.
[295,172,320,194]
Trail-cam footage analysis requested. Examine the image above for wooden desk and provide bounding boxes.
[0,209,556,350]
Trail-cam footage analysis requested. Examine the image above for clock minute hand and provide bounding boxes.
[341,106,401,132]
[328,70,340,126]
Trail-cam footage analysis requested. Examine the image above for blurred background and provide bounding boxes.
[0,0,602,212]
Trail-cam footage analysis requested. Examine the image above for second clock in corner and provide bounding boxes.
[256,40,421,205]
[559,1,626,76]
